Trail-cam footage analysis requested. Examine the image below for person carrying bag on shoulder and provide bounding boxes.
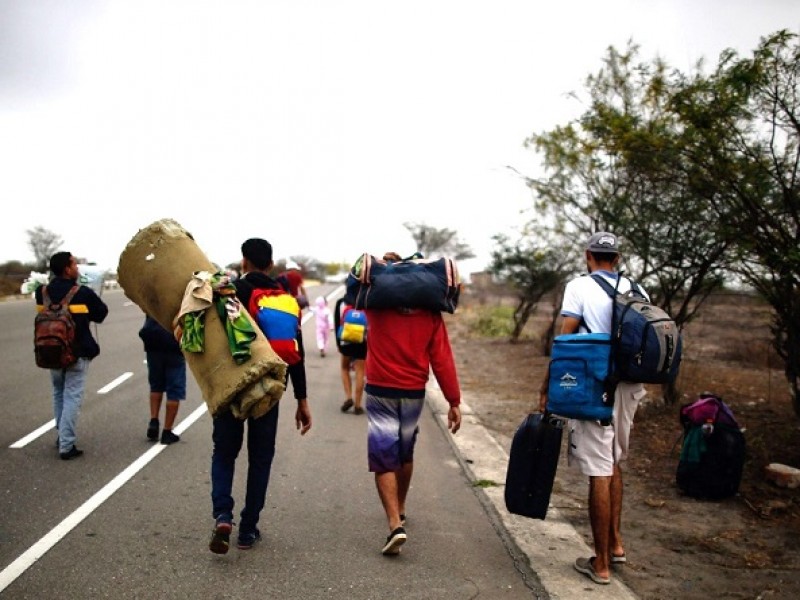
[538,232,647,586]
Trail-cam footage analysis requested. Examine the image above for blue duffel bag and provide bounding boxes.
[547,333,614,421]
[343,253,460,314]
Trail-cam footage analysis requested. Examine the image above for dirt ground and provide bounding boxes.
[447,290,800,600]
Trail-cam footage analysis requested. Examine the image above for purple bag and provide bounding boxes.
[679,393,739,429]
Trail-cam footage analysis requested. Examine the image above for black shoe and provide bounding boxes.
[382,526,407,555]
[209,520,232,554]
[147,418,159,441]
[237,528,261,550]
[340,399,354,412]
[160,430,180,445]
[60,446,84,461]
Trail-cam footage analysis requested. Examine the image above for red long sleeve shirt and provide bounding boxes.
[364,308,461,407]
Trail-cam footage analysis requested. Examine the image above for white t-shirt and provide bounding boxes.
[561,271,650,334]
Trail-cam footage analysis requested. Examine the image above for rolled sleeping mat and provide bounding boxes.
[117,218,287,419]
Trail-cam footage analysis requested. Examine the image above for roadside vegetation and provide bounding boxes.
[491,29,800,416]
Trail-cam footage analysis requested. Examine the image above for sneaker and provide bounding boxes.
[209,520,232,554]
[340,399,354,412]
[147,418,159,441]
[59,446,84,461]
[237,528,262,550]
[381,526,407,555]
[160,430,180,445]
[354,406,364,415]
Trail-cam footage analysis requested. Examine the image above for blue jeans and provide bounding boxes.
[210,404,280,534]
[51,358,89,453]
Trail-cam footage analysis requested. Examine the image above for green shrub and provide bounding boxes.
[469,305,515,338]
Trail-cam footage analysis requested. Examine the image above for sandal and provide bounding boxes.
[574,557,610,585]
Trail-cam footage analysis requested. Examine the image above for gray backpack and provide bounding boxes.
[591,274,682,385]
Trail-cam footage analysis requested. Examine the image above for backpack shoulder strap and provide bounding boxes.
[64,285,80,305]
[590,273,618,298]
[589,273,623,398]
[43,284,79,308]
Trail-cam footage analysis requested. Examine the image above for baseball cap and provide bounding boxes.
[586,232,619,253]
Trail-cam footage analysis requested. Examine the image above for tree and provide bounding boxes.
[671,30,800,415]
[27,226,62,271]
[527,43,729,332]
[489,232,577,347]
[521,42,738,403]
[403,222,475,261]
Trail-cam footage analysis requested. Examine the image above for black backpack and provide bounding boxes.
[676,394,746,500]
[34,285,80,369]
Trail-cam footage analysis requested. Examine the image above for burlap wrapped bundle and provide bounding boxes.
[117,219,287,419]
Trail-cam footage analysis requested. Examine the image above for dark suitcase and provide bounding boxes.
[504,412,565,519]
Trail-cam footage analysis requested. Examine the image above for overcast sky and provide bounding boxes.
[1,0,798,276]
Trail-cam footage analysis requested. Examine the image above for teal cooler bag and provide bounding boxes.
[547,333,613,421]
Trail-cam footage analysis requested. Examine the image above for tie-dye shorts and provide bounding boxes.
[366,393,425,473]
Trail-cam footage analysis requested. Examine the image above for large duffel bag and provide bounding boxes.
[343,253,460,313]
[504,412,565,520]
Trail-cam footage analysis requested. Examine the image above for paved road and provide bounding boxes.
[5,285,637,599]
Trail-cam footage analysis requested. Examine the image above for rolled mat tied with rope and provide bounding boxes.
[117,219,287,419]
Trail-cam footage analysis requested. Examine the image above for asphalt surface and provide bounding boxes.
[0,286,638,599]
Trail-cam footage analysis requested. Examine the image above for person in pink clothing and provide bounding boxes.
[363,251,462,557]
[310,295,332,358]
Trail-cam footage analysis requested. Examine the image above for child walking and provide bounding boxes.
[311,295,333,357]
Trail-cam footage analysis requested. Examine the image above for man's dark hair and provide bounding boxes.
[241,238,273,270]
[589,251,619,264]
[50,251,72,276]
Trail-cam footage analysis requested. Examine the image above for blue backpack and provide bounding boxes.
[591,274,682,385]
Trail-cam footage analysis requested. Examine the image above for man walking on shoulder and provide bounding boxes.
[540,232,647,585]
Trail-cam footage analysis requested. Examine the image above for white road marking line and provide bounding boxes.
[10,371,136,449]
[0,403,207,594]
[8,420,56,449]
[97,372,133,394]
